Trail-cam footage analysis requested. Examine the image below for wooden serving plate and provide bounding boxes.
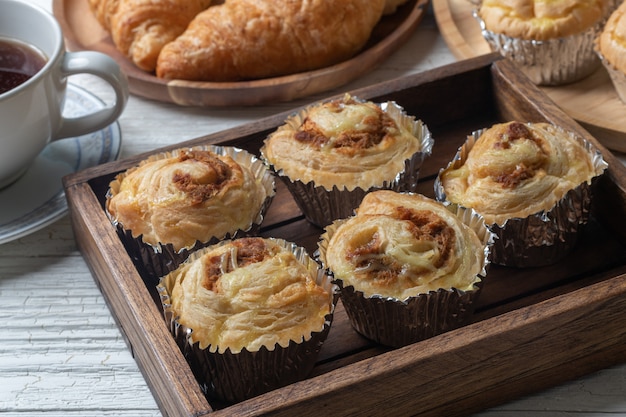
[432,0,626,153]
[63,53,626,417]
[52,0,428,107]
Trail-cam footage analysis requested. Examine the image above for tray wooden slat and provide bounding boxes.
[64,53,626,417]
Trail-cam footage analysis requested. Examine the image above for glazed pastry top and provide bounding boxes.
[168,237,332,353]
[106,148,270,250]
[479,0,606,40]
[598,2,626,73]
[323,191,485,300]
[261,95,423,190]
[439,121,597,225]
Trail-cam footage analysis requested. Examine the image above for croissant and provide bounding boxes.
[156,0,386,81]
[88,0,212,72]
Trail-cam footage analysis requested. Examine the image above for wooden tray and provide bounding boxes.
[63,53,626,417]
[52,0,428,107]
[432,0,626,153]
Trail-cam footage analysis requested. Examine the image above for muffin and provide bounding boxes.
[157,237,337,403]
[260,94,433,227]
[435,121,608,267]
[318,190,493,348]
[106,145,275,281]
[475,0,608,85]
[596,1,626,103]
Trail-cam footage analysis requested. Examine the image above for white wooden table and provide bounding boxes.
[1,1,625,416]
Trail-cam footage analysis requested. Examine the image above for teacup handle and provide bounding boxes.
[54,50,129,140]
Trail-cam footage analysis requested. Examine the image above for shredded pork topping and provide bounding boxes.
[173,150,234,205]
[202,238,269,292]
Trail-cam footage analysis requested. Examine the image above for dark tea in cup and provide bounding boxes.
[0,37,47,94]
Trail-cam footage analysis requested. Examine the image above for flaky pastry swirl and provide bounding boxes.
[478,0,606,40]
[598,2,626,73]
[106,147,270,250]
[438,121,597,225]
[88,0,212,72]
[261,95,423,191]
[323,191,485,300]
[167,237,332,353]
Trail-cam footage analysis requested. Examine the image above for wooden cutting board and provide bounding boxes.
[432,0,626,153]
[53,0,429,107]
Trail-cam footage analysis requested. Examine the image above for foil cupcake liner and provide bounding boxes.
[434,126,608,268]
[105,145,276,283]
[262,100,434,228]
[474,9,602,85]
[317,200,494,348]
[596,45,626,104]
[157,238,338,404]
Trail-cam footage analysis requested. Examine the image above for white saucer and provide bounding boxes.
[0,83,122,245]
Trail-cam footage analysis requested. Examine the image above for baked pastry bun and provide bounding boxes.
[261,94,425,191]
[476,0,607,84]
[596,1,626,103]
[158,237,337,402]
[107,146,271,249]
[437,121,598,225]
[165,237,333,353]
[260,94,432,226]
[106,145,275,279]
[156,0,386,81]
[435,121,608,267]
[318,190,492,347]
[323,191,487,300]
[478,0,606,40]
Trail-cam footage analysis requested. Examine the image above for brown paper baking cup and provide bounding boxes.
[157,238,338,404]
[317,202,493,348]
[474,9,601,85]
[105,145,276,283]
[434,126,608,268]
[263,100,434,227]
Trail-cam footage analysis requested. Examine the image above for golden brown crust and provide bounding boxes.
[261,94,422,191]
[155,0,385,81]
[438,121,596,225]
[106,147,269,250]
[88,0,212,72]
[479,0,606,40]
[324,191,485,300]
[598,2,626,73]
[168,237,331,353]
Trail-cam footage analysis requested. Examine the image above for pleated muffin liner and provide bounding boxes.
[261,98,434,228]
[434,126,608,268]
[595,42,626,104]
[473,9,602,86]
[157,238,339,405]
[105,145,276,284]
[316,200,494,348]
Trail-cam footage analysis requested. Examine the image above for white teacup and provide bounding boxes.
[0,0,128,189]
